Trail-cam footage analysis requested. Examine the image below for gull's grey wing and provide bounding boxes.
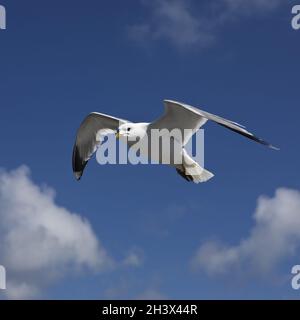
[72,112,129,180]
[150,100,278,149]
[149,100,208,145]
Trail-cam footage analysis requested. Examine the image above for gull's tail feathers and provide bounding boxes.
[176,163,214,184]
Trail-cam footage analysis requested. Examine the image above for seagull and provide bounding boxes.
[72,100,278,183]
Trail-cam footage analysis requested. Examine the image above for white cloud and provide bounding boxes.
[192,188,300,276]
[0,166,112,299]
[105,281,167,300]
[129,0,215,49]
[4,282,39,300]
[122,248,144,268]
[136,289,167,300]
[129,0,285,49]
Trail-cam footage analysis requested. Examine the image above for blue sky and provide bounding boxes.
[0,0,300,299]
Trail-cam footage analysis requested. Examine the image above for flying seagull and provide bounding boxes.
[72,100,278,183]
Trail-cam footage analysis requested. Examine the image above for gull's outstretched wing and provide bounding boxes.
[72,112,129,180]
[150,100,278,149]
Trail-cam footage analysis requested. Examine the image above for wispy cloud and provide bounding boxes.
[129,0,214,49]
[192,188,300,277]
[128,0,285,49]
[0,166,112,299]
[122,248,144,268]
[105,281,167,300]
[136,289,167,300]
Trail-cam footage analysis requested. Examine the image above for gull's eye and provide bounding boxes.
[127,128,131,132]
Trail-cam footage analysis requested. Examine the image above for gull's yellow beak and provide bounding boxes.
[115,131,120,139]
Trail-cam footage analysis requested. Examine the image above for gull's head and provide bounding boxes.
[116,123,149,141]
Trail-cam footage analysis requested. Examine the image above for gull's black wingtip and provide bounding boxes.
[218,123,279,151]
[256,137,280,151]
[72,144,86,181]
